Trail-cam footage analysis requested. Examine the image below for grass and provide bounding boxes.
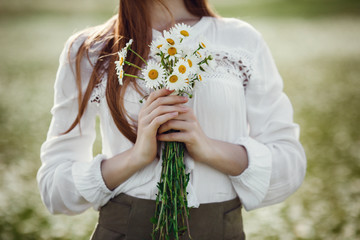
[0,0,359,239]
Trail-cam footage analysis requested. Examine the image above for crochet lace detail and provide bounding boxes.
[89,49,253,104]
[210,48,253,88]
[90,77,107,104]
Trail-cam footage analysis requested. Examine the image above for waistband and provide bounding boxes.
[94,193,244,240]
[110,193,241,213]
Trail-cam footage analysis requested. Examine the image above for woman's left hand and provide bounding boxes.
[157,104,249,176]
[157,105,211,162]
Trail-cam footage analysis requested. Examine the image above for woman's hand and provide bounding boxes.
[157,106,210,162]
[157,105,249,176]
[101,88,189,190]
[132,88,189,166]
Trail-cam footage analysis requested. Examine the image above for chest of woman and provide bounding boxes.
[94,53,251,158]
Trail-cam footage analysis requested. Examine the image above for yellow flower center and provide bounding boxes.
[180,30,189,37]
[119,70,124,78]
[167,38,175,45]
[196,51,202,58]
[148,69,159,80]
[178,65,186,74]
[185,78,189,84]
[201,42,206,48]
[187,59,193,67]
[168,47,177,56]
[157,44,163,49]
[198,74,202,81]
[119,57,124,66]
[169,75,178,83]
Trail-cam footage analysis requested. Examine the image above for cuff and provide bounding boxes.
[72,154,113,210]
[229,137,272,211]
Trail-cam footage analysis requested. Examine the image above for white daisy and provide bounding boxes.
[183,77,193,91]
[192,73,207,92]
[165,73,187,91]
[117,39,132,66]
[161,43,182,61]
[115,49,127,85]
[199,41,207,49]
[197,35,208,49]
[197,73,203,82]
[115,49,126,67]
[125,39,133,49]
[195,49,212,68]
[163,30,181,46]
[174,59,190,78]
[195,48,207,59]
[142,61,165,89]
[184,54,200,74]
[150,37,166,55]
[171,23,193,38]
[117,66,124,85]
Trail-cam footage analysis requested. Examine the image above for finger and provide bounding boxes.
[170,111,193,121]
[158,119,190,134]
[144,95,188,116]
[149,112,179,131]
[157,131,190,143]
[143,88,173,108]
[143,105,189,125]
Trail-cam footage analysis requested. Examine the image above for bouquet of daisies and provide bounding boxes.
[115,23,214,240]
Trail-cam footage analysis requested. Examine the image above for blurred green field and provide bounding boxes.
[0,0,359,239]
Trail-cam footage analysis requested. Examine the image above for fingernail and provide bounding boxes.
[181,96,188,101]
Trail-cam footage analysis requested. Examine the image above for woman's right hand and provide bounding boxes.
[101,88,188,190]
[132,88,189,166]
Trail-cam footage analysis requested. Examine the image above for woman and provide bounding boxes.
[37,0,306,239]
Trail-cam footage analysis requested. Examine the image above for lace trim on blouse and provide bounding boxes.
[90,77,107,104]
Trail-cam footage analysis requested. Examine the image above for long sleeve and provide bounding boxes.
[37,37,112,215]
[230,35,307,211]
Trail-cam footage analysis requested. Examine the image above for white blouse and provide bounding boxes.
[37,16,306,215]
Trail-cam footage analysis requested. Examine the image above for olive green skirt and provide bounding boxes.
[91,193,245,240]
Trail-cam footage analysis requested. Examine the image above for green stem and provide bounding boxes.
[129,48,147,65]
[124,73,144,80]
[174,154,179,240]
[192,46,202,56]
[125,60,142,70]
[152,141,189,239]
[156,154,170,231]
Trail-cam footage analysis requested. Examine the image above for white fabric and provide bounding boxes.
[37,16,306,214]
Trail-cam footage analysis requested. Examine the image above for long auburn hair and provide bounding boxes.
[64,0,216,143]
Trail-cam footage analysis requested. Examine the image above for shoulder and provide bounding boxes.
[201,17,270,85]
[213,17,261,36]
[61,26,107,66]
[204,16,263,54]
[55,26,108,97]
